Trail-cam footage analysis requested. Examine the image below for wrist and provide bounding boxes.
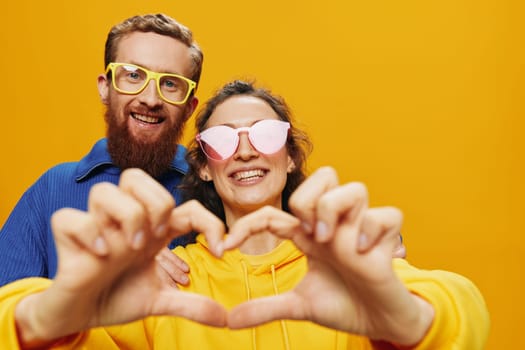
[392,295,435,348]
[15,293,55,348]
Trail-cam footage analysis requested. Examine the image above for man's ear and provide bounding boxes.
[183,96,199,122]
[287,156,296,174]
[199,164,212,181]
[97,74,110,105]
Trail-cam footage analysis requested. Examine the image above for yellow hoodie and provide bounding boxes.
[0,234,489,349]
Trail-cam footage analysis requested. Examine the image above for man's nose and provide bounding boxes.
[137,79,163,106]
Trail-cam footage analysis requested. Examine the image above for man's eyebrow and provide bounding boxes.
[120,61,183,75]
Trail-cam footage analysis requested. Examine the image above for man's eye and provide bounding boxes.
[163,78,181,90]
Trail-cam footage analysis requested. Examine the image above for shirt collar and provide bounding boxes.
[75,138,188,182]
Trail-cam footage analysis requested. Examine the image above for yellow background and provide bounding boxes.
[1,1,523,348]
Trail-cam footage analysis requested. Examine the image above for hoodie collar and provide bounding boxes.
[196,233,304,275]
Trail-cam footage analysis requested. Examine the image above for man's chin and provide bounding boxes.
[105,108,184,178]
[129,131,162,145]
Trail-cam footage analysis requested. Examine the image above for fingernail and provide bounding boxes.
[93,237,107,255]
[358,233,368,250]
[155,224,166,237]
[133,231,145,249]
[180,261,190,272]
[215,242,224,257]
[301,221,313,233]
[180,275,189,285]
[315,221,328,241]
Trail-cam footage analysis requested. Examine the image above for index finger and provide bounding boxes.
[223,206,302,250]
[168,200,226,257]
[119,168,176,237]
[87,182,147,249]
[288,166,339,233]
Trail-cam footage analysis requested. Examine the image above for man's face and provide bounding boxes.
[98,31,198,178]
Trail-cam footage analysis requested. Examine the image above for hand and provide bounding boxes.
[156,248,190,287]
[15,169,227,347]
[224,167,433,346]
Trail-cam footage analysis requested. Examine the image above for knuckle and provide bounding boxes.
[348,181,368,198]
[389,206,404,223]
[317,166,339,183]
[164,194,176,209]
[151,197,174,217]
[186,199,203,210]
[50,209,70,231]
[127,199,146,221]
[317,192,336,211]
[288,195,299,212]
[317,166,335,176]
[121,168,146,182]
[381,206,404,225]
[288,192,311,215]
[91,182,115,198]
[262,205,275,215]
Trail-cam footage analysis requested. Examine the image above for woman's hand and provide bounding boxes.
[15,169,228,347]
[224,166,433,346]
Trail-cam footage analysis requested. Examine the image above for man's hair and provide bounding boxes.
[179,80,313,223]
[104,13,203,83]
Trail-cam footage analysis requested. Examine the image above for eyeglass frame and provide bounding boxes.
[196,119,291,161]
[104,62,197,105]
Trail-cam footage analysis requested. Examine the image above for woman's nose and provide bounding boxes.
[233,132,259,160]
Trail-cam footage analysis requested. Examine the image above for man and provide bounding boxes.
[0,14,200,286]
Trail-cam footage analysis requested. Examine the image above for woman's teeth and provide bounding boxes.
[232,169,265,181]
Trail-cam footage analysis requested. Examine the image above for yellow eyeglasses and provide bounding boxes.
[105,62,197,105]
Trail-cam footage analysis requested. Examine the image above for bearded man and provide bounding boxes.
[0,14,202,286]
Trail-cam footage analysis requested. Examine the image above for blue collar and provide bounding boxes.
[75,138,188,182]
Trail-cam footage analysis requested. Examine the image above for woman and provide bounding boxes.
[1,81,489,349]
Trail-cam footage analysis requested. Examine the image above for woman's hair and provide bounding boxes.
[179,80,312,224]
[104,13,203,83]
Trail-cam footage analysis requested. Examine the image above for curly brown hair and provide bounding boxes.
[179,80,312,225]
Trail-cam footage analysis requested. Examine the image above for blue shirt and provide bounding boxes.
[0,138,190,286]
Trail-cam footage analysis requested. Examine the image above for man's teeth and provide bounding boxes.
[132,113,161,124]
[232,169,265,181]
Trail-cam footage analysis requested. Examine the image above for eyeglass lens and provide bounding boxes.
[114,64,190,103]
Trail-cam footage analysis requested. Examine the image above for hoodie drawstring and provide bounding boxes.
[271,264,291,350]
[242,261,257,350]
[241,261,291,350]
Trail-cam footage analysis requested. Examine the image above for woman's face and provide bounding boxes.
[199,95,295,217]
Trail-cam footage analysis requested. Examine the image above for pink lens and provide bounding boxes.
[197,119,290,160]
[197,125,239,160]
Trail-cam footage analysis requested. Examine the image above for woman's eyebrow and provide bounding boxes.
[218,118,267,128]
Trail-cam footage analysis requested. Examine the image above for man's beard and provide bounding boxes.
[105,105,185,179]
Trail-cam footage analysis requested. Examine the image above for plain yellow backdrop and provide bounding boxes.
[1,1,523,348]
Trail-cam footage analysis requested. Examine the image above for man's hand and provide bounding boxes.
[156,248,190,287]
